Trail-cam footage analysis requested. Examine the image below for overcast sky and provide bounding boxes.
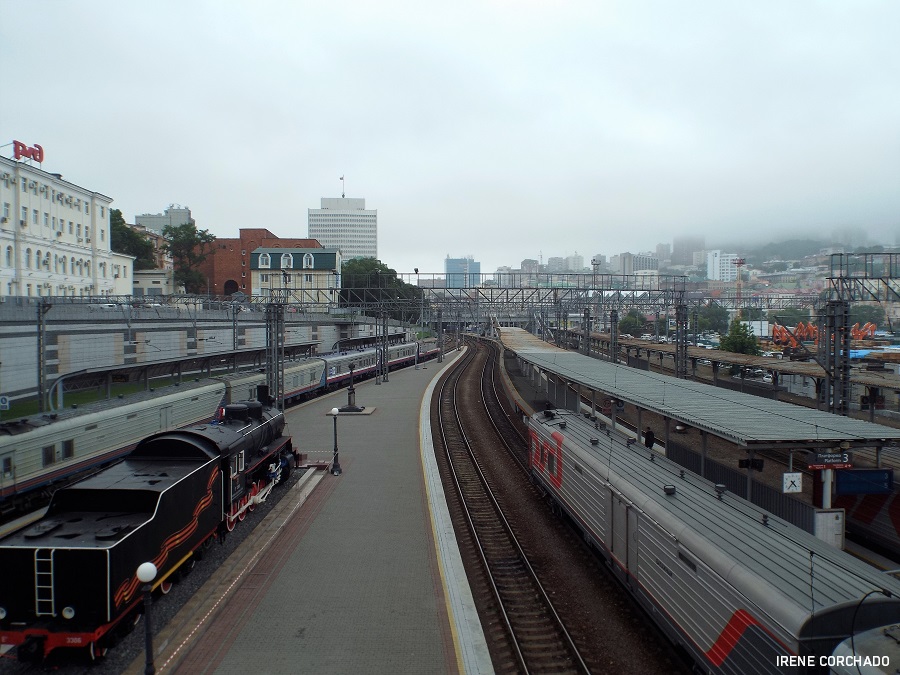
[3,1,899,275]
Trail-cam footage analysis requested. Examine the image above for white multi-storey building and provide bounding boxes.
[707,250,740,281]
[308,197,377,261]
[1,148,134,299]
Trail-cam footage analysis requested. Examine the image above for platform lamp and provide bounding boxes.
[330,407,343,475]
[136,561,158,675]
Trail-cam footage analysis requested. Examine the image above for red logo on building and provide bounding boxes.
[13,141,44,163]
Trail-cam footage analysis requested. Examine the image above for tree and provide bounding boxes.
[699,302,730,334]
[719,319,761,356]
[617,309,646,336]
[768,307,810,326]
[739,307,765,321]
[340,258,423,322]
[850,304,885,327]
[109,209,156,270]
[162,223,216,294]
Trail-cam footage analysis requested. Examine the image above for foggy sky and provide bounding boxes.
[2,1,898,275]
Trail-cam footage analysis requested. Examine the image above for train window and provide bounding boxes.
[127,413,138,420]
[62,440,74,459]
[238,451,245,473]
[231,455,239,478]
[2,457,11,478]
[42,445,56,467]
[548,449,556,475]
[85,424,98,431]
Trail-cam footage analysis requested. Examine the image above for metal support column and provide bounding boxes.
[36,300,52,412]
[609,310,618,363]
[674,303,688,379]
[265,302,285,409]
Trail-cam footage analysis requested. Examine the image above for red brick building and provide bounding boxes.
[197,228,322,297]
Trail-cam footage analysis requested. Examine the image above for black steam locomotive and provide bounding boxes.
[0,387,298,662]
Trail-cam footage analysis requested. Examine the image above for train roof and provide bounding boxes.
[501,327,900,447]
[531,409,900,636]
[0,457,209,550]
[0,378,224,438]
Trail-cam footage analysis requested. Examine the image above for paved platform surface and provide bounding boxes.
[129,350,491,674]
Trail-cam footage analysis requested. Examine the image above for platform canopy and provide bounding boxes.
[499,328,900,449]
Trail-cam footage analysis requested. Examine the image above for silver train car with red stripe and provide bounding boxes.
[0,388,297,663]
[527,409,900,674]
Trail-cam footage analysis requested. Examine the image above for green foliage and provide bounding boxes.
[739,307,765,321]
[340,258,424,322]
[699,302,730,334]
[742,239,827,266]
[768,307,810,325]
[109,209,156,270]
[850,304,885,327]
[162,223,216,294]
[719,320,761,356]
[617,309,646,336]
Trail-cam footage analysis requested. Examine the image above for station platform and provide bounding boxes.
[127,349,492,675]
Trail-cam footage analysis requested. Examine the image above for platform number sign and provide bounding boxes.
[0,396,9,411]
[807,452,852,470]
[783,472,802,494]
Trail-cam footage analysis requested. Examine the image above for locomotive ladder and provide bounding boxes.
[34,549,56,616]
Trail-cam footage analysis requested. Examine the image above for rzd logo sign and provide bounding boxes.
[13,141,44,163]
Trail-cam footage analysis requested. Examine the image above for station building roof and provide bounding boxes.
[499,327,900,449]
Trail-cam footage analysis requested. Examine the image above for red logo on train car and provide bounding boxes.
[13,141,44,163]
[530,428,564,489]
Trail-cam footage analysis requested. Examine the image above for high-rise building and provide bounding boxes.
[655,243,671,264]
[547,256,566,273]
[565,252,585,272]
[308,197,377,261]
[672,236,704,266]
[619,252,658,275]
[445,255,480,288]
[135,204,194,235]
[707,250,739,281]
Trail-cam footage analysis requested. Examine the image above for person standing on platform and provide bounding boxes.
[644,426,655,449]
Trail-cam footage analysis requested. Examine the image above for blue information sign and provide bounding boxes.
[834,469,894,496]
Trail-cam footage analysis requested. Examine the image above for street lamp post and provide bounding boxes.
[136,562,157,675]
[330,407,343,475]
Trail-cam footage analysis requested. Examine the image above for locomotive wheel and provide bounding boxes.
[176,557,196,580]
[88,641,108,661]
[238,496,248,522]
[119,610,142,637]
[159,579,173,595]
[226,505,237,532]
[248,482,259,512]
[195,536,213,560]
[278,456,295,485]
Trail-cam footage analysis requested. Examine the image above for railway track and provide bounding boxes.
[435,342,589,674]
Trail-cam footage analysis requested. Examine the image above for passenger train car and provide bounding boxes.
[0,388,297,662]
[0,339,440,517]
[528,409,900,675]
